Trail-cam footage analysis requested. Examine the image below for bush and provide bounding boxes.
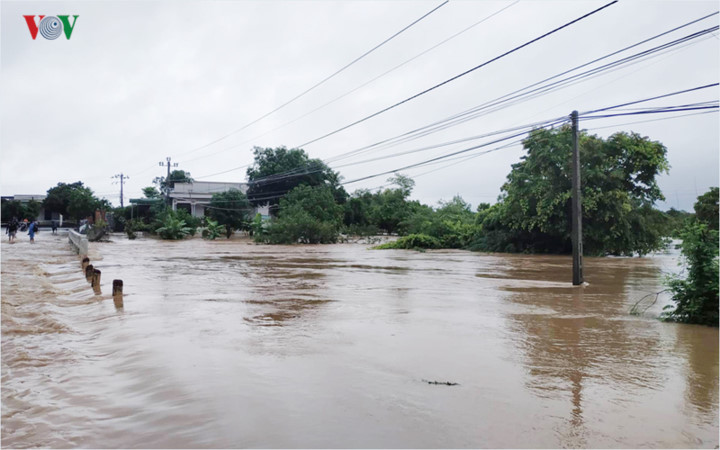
[342,223,380,237]
[663,187,719,327]
[124,219,151,240]
[663,222,719,326]
[374,233,441,250]
[260,185,343,244]
[155,212,194,240]
[202,218,226,240]
[265,210,339,244]
[175,208,200,237]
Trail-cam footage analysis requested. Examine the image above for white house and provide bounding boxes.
[169,181,270,218]
[1,194,59,224]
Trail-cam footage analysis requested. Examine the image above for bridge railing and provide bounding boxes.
[68,230,88,256]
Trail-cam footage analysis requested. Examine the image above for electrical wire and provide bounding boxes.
[191,11,715,182]
[237,84,718,189]
[326,24,718,164]
[181,1,521,165]
[176,0,450,158]
[294,1,619,149]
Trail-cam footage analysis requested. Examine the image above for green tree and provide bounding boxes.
[407,196,477,248]
[208,189,251,238]
[43,182,108,222]
[488,126,670,255]
[264,185,344,244]
[155,210,194,240]
[368,174,418,235]
[693,186,719,231]
[1,199,26,221]
[24,200,43,221]
[246,146,346,211]
[202,218,227,240]
[343,189,375,227]
[142,186,161,199]
[153,170,193,197]
[665,207,694,238]
[664,187,719,326]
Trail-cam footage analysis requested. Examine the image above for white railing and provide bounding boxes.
[68,230,89,255]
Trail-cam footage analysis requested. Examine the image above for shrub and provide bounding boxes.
[155,213,193,240]
[663,187,719,326]
[202,218,226,240]
[663,222,719,326]
[374,233,441,250]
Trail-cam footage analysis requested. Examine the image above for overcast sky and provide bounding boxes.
[1,0,718,211]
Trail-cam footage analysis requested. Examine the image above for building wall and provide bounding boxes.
[170,182,267,219]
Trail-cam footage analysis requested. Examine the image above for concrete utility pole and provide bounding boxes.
[112,173,129,208]
[158,157,178,205]
[571,110,583,286]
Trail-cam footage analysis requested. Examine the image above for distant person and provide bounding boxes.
[6,217,19,243]
[51,220,58,235]
[28,220,38,243]
[20,218,28,232]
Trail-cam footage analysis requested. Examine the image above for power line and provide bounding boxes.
[587,109,718,131]
[191,10,714,183]
[201,85,718,192]
[176,100,719,210]
[579,83,718,115]
[295,0,619,149]
[182,1,521,165]
[341,117,568,186]
[177,1,450,158]
[340,99,719,187]
[326,22,718,164]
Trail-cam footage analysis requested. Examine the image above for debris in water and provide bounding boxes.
[422,379,459,386]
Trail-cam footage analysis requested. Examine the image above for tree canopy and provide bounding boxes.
[664,187,719,327]
[43,182,109,221]
[262,184,344,244]
[208,189,251,238]
[153,170,193,197]
[487,126,670,255]
[1,199,42,222]
[246,146,346,211]
[142,186,161,199]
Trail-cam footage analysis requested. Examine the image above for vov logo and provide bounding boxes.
[23,15,79,40]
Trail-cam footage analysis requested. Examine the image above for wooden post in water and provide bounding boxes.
[85,264,94,282]
[92,269,102,294]
[113,280,123,308]
[81,257,90,272]
[571,110,584,286]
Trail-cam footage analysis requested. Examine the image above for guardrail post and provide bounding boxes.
[113,280,123,308]
[85,264,94,282]
[92,269,102,294]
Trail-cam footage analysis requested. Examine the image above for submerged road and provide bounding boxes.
[2,233,718,448]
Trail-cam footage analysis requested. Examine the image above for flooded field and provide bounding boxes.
[2,232,718,448]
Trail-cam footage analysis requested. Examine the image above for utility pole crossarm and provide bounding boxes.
[158,157,179,205]
[112,173,129,208]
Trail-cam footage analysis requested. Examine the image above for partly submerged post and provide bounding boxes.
[85,264,94,282]
[81,256,90,272]
[571,110,584,286]
[113,280,124,308]
[92,269,102,294]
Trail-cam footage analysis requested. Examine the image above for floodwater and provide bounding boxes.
[1,232,718,449]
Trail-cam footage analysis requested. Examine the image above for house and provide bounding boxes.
[1,194,60,224]
[170,181,270,218]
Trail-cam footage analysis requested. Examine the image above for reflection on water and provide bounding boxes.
[1,233,718,448]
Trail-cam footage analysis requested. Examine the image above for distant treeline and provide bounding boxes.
[244,127,701,257]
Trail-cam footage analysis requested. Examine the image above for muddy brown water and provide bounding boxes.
[1,232,717,448]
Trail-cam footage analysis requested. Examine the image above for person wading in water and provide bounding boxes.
[6,217,19,243]
[28,220,38,243]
